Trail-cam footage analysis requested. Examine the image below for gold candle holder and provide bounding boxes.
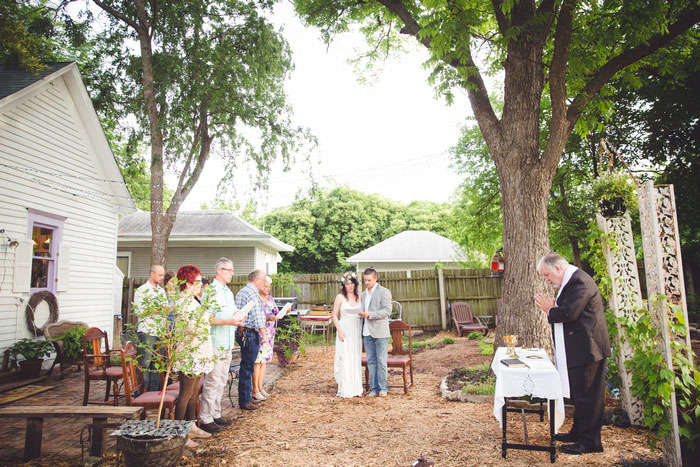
[503,335,518,357]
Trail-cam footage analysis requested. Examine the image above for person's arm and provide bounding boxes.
[368,287,392,320]
[331,294,345,341]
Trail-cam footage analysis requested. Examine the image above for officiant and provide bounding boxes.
[199,257,246,434]
[534,253,610,456]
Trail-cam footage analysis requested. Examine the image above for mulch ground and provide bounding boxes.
[6,334,659,466]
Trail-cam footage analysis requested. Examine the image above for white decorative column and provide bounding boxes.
[638,180,691,467]
[596,212,645,425]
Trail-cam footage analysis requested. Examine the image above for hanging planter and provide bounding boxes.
[592,139,640,218]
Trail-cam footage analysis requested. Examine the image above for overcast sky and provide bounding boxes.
[175,3,474,213]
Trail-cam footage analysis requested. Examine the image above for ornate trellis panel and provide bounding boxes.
[638,180,689,467]
[596,213,645,425]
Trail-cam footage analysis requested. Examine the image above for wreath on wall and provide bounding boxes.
[25,291,59,337]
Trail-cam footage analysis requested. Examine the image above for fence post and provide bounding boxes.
[437,268,447,330]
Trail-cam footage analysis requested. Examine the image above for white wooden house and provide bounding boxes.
[117,210,294,277]
[0,62,135,359]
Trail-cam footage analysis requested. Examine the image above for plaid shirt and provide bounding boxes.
[235,283,265,330]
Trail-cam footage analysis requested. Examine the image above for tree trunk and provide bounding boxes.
[494,159,555,353]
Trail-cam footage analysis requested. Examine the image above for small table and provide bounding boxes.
[298,314,334,346]
[491,347,565,463]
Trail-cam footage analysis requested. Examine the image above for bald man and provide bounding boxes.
[134,265,167,392]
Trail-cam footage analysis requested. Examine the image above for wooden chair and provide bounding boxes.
[82,327,124,406]
[45,320,86,379]
[450,302,488,337]
[120,341,177,420]
[362,319,414,394]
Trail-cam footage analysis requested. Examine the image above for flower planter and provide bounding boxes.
[113,420,190,467]
[18,359,43,379]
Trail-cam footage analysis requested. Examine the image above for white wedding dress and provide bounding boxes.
[334,299,364,398]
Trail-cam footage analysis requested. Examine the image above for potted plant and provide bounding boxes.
[8,338,55,378]
[591,170,639,217]
[113,279,220,467]
[273,317,308,367]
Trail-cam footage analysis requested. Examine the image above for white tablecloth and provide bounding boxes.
[491,347,565,431]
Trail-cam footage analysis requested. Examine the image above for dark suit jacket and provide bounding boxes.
[547,269,611,368]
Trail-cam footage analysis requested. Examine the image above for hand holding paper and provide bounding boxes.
[275,302,292,320]
[234,301,254,322]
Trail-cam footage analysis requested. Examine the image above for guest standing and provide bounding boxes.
[133,265,166,392]
[235,269,269,410]
[173,265,215,447]
[252,276,278,401]
[199,258,245,433]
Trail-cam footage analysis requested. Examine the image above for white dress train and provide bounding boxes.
[334,299,364,398]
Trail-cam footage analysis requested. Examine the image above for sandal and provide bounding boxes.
[185,438,199,449]
[189,425,211,439]
[252,392,267,401]
[261,389,271,398]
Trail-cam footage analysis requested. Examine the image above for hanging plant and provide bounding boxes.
[592,138,640,218]
[592,170,639,217]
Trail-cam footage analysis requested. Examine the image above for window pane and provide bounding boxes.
[31,258,51,288]
[32,226,53,258]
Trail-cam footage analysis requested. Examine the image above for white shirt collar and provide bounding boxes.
[556,265,578,300]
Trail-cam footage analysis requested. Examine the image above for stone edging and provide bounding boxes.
[440,376,494,403]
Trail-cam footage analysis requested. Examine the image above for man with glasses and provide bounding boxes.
[235,269,269,410]
[199,258,245,433]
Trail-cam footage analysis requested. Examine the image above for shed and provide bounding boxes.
[117,210,294,276]
[346,230,467,272]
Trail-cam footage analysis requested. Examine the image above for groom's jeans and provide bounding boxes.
[363,335,388,393]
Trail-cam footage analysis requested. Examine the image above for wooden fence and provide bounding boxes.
[121,268,502,330]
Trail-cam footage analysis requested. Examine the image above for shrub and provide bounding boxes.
[442,337,455,345]
[8,338,54,360]
[478,341,494,355]
[467,331,483,340]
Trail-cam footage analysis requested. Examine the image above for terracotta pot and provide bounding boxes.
[18,359,43,379]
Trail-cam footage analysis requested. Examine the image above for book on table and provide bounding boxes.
[500,358,527,368]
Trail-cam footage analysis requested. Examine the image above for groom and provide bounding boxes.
[358,268,392,397]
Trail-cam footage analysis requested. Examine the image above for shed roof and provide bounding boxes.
[119,210,294,252]
[346,230,464,263]
[0,62,72,99]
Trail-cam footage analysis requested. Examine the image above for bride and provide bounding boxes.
[333,272,363,398]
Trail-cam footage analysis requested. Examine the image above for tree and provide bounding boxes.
[82,0,307,266]
[295,0,700,348]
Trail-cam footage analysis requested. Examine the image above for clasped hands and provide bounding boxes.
[533,293,555,314]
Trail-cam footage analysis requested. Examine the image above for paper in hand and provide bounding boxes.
[234,301,255,321]
[275,302,292,320]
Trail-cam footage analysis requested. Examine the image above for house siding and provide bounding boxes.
[0,74,122,354]
[119,246,256,277]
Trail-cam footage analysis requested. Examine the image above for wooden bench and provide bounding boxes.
[0,405,144,461]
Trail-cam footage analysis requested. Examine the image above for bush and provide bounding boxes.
[467,331,483,340]
[442,337,455,345]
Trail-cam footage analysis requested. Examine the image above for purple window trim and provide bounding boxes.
[27,210,65,294]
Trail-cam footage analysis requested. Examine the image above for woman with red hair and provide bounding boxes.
[173,265,214,447]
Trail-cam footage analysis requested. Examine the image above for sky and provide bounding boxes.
[176,3,474,213]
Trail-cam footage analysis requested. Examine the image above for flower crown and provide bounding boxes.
[339,272,357,284]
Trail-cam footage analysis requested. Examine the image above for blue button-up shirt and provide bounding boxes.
[235,283,265,330]
[209,279,237,350]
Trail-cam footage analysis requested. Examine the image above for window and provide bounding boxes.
[27,210,65,293]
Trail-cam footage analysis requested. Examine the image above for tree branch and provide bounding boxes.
[566,5,700,130]
[92,0,140,31]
